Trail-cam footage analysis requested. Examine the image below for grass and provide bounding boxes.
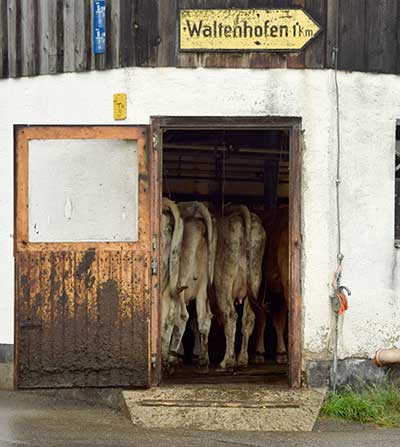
[321,384,400,427]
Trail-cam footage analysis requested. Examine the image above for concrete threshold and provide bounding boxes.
[122,384,327,431]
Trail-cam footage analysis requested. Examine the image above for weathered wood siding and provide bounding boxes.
[0,0,399,78]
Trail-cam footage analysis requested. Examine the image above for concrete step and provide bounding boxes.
[122,385,326,431]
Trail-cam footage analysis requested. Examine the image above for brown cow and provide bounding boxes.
[254,208,289,364]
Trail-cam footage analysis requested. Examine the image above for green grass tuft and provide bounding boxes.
[322,384,400,427]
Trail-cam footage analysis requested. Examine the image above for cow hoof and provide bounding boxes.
[165,353,181,369]
[167,357,178,367]
[163,364,176,376]
[276,353,288,364]
[236,364,248,371]
[254,352,266,364]
[236,359,248,369]
[216,366,226,373]
[217,362,234,373]
[216,363,229,373]
[195,365,209,375]
[217,366,235,374]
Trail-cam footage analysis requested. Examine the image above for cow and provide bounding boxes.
[167,201,216,372]
[213,205,266,370]
[253,208,289,364]
[160,198,184,368]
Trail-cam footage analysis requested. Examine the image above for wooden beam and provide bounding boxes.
[288,124,302,389]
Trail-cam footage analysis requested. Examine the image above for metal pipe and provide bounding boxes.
[332,312,339,391]
[374,349,400,367]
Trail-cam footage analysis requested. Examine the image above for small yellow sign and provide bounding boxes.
[180,9,321,52]
[113,93,127,120]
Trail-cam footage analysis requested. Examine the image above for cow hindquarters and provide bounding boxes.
[237,298,255,368]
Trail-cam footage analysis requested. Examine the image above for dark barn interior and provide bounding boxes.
[162,129,290,385]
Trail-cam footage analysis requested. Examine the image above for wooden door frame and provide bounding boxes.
[151,116,303,388]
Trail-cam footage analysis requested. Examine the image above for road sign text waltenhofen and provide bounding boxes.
[180,9,321,52]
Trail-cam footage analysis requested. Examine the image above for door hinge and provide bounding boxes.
[152,234,158,251]
[151,354,157,369]
[151,259,158,275]
[152,134,158,150]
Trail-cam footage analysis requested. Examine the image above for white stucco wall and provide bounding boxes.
[0,67,399,362]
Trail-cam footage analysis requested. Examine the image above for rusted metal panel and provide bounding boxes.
[16,249,150,388]
[15,126,153,389]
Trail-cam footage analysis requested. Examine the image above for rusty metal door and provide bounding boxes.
[15,126,156,388]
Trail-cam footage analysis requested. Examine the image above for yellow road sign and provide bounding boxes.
[180,9,321,52]
[113,93,127,120]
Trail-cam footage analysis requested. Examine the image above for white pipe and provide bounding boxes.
[374,349,400,367]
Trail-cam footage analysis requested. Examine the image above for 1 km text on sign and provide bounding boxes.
[180,9,322,52]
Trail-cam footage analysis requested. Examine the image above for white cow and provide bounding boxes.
[164,201,216,371]
[214,205,266,370]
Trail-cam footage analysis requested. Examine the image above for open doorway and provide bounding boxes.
[153,117,302,388]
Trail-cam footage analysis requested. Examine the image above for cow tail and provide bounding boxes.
[177,201,223,323]
[207,215,223,325]
[195,202,215,286]
[162,198,184,299]
[248,214,267,315]
[227,205,265,315]
[178,201,215,287]
[233,205,254,303]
